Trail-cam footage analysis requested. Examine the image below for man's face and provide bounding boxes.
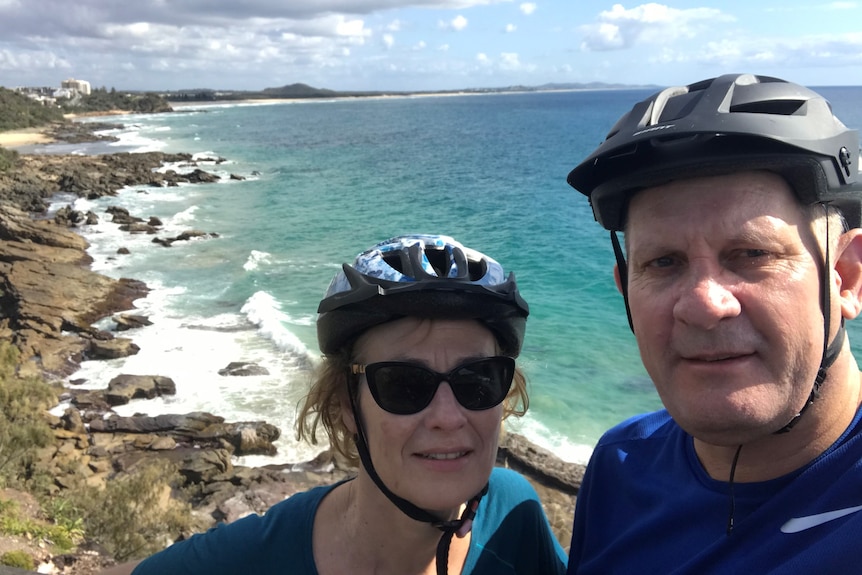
[624,170,827,445]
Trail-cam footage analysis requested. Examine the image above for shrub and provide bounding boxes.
[0,550,35,569]
[0,342,57,487]
[70,459,199,562]
[0,498,81,552]
[0,147,19,173]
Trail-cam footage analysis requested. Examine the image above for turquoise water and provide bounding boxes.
[55,87,862,465]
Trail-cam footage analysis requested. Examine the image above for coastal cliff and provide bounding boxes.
[0,144,582,573]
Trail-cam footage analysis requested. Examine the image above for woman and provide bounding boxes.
[104,234,566,575]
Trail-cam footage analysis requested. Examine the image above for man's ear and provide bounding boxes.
[834,228,862,320]
[613,264,624,295]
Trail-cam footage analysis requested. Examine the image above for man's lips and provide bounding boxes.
[681,351,755,362]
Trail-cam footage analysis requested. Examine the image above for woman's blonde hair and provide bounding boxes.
[296,347,529,467]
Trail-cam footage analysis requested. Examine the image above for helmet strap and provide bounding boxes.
[775,202,844,433]
[611,231,634,333]
[347,376,488,575]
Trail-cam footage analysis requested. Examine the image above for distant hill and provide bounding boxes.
[160,81,657,102]
[261,83,340,98]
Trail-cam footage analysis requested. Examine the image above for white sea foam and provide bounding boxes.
[241,291,313,363]
[105,124,167,153]
[65,302,321,464]
[243,250,272,271]
[506,416,594,466]
[170,205,199,226]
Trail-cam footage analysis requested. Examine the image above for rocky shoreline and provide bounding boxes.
[0,132,582,573]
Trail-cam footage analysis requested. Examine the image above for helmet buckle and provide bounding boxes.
[839,146,852,177]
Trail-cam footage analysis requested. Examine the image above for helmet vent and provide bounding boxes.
[424,248,451,277]
[730,99,805,116]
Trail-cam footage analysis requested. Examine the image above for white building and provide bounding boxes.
[61,78,91,96]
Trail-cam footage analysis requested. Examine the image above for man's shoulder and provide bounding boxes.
[596,409,679,448]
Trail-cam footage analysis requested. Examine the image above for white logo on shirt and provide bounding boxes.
[780,505,862,534]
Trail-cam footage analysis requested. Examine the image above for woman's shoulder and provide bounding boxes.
[486,467,541,505]
[489,466,534,489]
[264,480,344,519]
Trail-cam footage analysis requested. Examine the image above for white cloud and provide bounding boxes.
[580,3,734,51]
[0,48,70,71]
[696,32,862,68]
[438,14,469,31]
[520,3,537,15]
[386,19,403,32]
[477,52,490,64]
[383,33,395,48]
[413,40,427,50]
[505,23,517,33]
[335,18,370,38]
[500,52,521,69]
[827,1,858,8]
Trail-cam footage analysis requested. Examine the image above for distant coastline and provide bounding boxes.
[159,81,661,104]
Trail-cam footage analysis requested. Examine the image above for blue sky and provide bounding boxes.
[0,1,860,92]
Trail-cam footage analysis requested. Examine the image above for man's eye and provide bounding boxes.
[649,256,676,268]
[744,249,769,258]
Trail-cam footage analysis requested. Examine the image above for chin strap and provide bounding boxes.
[775,203,844,434]
[348,380,488,575]
[774,321,844,434]
[611,231,634,334]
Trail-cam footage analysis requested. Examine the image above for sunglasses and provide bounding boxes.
[350,356,515,415]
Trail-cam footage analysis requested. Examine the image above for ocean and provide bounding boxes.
[43,86,862,466]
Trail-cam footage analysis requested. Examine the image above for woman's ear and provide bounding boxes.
[613,264,624,295]
[341,385,358,434]
[834,228,862,320]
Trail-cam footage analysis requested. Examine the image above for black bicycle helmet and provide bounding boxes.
[317,234,529,356]
[568,73,862,230]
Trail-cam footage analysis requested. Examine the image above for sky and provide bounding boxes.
[0,1,860,92]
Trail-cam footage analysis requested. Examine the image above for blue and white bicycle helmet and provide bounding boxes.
[317,234,528,355]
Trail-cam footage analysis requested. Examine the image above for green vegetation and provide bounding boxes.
[0,498,81,552]
[0,147,19,173]
[0,341,197,561]
[0,342,56,487]
[63,87,172,114]
[0,87,64,131]
[0,85,171,137]
[0,549,35,569]
[69,460,198,562]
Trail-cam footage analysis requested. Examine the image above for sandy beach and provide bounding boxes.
[0,127,56,148]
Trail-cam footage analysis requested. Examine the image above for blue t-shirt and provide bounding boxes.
[134,467,566,574]
[568,407,862,574]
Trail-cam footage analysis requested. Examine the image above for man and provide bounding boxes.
[565,74,862,573]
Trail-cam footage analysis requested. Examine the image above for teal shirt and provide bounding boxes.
[134,467,566,574]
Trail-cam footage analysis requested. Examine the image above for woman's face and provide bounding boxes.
[347,317,503,516]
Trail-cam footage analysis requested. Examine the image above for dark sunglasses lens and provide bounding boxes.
[450,358,514,410]
[367,364,437,414]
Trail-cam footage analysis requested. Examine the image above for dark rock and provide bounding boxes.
[87,337,140,360]
[112,313,152,331]
[218,361,270,377]
[103,374,177,406]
